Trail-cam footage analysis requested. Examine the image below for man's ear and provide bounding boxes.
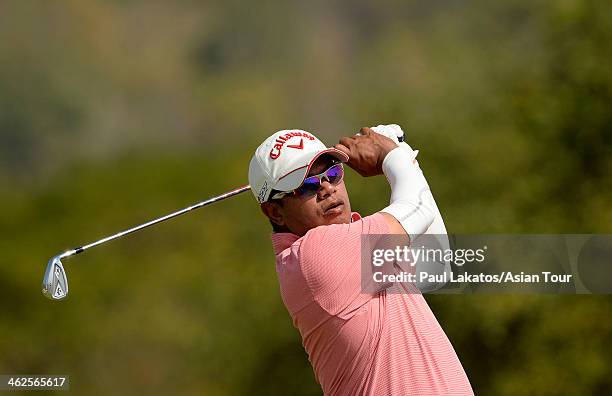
[260,201,285,227]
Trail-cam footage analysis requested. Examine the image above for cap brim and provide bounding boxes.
[275,148,349,192]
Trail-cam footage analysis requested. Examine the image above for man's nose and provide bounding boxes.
[318,179,335,199]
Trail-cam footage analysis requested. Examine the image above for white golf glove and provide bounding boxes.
[371,124,419,162]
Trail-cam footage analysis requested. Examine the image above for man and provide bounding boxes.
[248,125,473,395]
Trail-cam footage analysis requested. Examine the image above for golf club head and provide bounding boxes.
[42,256,69,300]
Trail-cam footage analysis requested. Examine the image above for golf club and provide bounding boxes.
[42,184,251,300]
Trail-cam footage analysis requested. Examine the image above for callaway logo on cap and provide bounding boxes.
[248,130,349,203]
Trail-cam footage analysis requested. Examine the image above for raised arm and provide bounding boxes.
[335,125,450,292]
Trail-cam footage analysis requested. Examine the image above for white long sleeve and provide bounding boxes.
[380,147,435,242]
[372,124,451,292]
[381,142,451,292]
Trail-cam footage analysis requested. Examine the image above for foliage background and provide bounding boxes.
[1,0,611,394]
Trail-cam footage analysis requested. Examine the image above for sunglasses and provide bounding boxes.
[271,162,344,200]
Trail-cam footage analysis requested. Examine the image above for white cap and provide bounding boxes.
[248,130,349,203]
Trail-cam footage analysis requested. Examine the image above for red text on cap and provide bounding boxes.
[269,131,316,159]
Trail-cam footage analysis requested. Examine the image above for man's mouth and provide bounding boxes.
[323,200,344,216]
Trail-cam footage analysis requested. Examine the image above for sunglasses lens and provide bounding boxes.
[326,164,343,184]
[295,176,321,196]
[293,163,344,197]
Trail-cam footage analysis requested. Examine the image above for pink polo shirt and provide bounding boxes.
[271,212,473,396]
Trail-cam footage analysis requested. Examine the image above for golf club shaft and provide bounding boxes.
[64,185,251,257]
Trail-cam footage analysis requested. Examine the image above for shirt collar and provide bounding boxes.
[270,212,362,254]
